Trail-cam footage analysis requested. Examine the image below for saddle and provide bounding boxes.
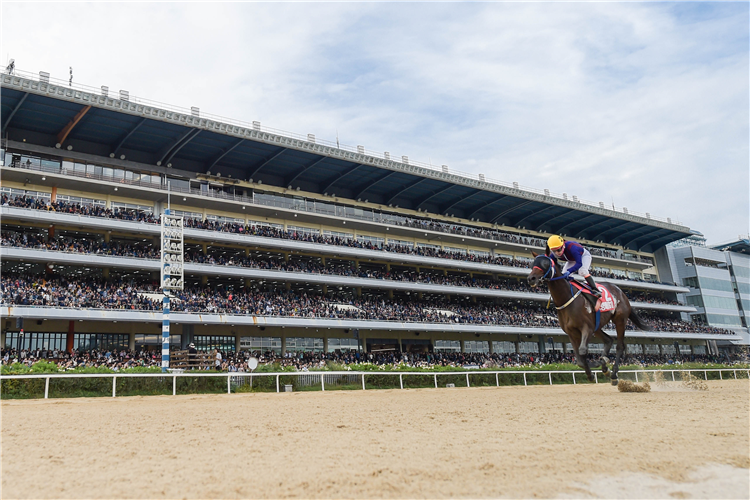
[569,280,609,311]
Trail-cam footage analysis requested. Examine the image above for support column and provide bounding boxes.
[488,339,494,354]
[182,324,194,349]
[202,243,208,254]
[235,333,241,352]
[538,335,545,355]
[323,337,329,353]
[245,278,253,288]
[460,339,466,353]
[128,323,135,350]
[388,290,394,299]
[417,292,423,300]
[201,275,208,285]
[514,338,520,354]
[281,336,287,356]
[356,287,362,297]
[66,320,74,353]
[322,284,328,295]
[102,268,110,281]
[321,256,326,266]
[385,263,390,272]
[690,344,695,355]
[658,344,663,355]
[641,344,647,355]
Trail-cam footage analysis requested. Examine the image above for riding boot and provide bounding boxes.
[585,275,602,298]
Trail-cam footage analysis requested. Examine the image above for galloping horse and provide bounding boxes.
[526,252,648,384]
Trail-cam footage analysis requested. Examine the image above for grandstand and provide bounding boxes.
[0,68,744,362]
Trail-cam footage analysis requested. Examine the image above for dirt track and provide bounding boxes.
[2,380,748,499]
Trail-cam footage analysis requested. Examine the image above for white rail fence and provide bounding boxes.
[1,369,747,399]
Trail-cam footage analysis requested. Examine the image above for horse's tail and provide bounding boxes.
[628,310,648,331]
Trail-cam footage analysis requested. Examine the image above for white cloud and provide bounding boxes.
[2,2,747,244]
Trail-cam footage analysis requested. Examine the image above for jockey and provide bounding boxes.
[545,235,602,299]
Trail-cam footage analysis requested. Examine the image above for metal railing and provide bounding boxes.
[1,368,746,399]
[2,67,682,226]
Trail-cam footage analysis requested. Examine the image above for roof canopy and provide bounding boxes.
[1,76,693,252]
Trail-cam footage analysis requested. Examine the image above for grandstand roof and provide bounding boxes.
[1,72,693,252]
[711,238,750,255]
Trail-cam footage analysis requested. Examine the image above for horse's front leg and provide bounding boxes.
[594,331,613,376]
[571,331,595,382]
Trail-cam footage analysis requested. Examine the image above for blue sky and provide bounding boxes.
[2,2,748,246]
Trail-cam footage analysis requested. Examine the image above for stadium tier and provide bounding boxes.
[0,70,743,360]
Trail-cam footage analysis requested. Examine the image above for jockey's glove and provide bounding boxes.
[561,271,571,279]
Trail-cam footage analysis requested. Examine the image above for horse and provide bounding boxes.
[526,252,648,385]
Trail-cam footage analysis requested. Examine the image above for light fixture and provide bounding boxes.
[114,187,118,191]
[110,153,115,158]
[66,145,73,151]
[41,176,46,181]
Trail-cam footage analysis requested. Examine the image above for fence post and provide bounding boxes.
[671,371,675,382]
[635,372,639,383]
[399,374,403,390]
[321,373,325,392]
[495,372,499,387]
[523,373,527,386]
[572,372,576,385]
[734,370,737,380]
[45,377,50,399]
[112,376,116,398]
[549,372,552,385]
[466,373,470,388]
[719,370,723,380]
[362,374,366,390]
[434,374,437,388]
[227,375,231,394]
[173,376,177,396]
[276,375,280,393]
[704,370,707,381]
[594,372,597,384]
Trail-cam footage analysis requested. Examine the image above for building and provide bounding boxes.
[1,68,742,360]
[655,237,750,353]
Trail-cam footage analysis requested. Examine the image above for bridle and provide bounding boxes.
[533,255,580,310]
[533,256,566,282]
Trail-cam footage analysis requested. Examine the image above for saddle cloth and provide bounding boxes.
[570,281,616,312]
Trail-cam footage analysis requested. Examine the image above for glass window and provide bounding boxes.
[194,335,235,352]
[463,340,489,354]
[434,340,460,352]
[327,338,360,352]
[240,336,281,353]
[285,337,324,352]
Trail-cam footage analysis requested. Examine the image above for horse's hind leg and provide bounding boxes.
[595,331,613,376]
[611,317,627,386]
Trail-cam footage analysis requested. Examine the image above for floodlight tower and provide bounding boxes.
[160,183,184,372]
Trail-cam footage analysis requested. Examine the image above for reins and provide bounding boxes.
[536,256,578,310]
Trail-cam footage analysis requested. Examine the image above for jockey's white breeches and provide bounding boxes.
[562,250,593,277]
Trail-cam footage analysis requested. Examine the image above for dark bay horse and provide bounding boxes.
[527,253,648,384]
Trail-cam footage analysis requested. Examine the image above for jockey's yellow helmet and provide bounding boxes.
[547,235,565,250]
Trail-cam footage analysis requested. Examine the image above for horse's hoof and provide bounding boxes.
[611,379,618,386]
[601,367,609,376]
[587,375,595,383]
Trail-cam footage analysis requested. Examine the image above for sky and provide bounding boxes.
[2,2,748,246]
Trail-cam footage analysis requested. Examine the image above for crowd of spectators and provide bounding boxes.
[2,229,679,305]
[2,345,742,372]
[1,274,736,335]
[2,193,658,279]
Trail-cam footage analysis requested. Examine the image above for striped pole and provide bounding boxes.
[162,293,170,372]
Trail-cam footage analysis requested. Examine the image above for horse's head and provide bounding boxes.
[527,252,556,288]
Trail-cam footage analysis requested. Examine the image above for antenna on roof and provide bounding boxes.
[336,130,340,149]
[5,58,14,75]
[69,67,73,87]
